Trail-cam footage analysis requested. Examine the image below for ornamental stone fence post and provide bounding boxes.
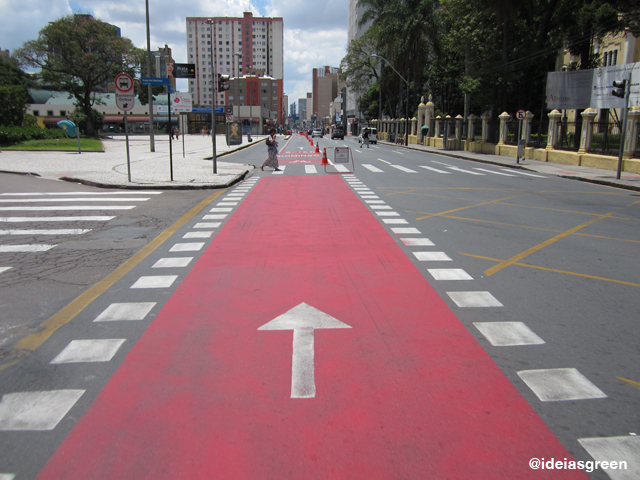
[546,110,562,150]
[498,112,511,145]
[468,114,477,142]
[624,106,640,158]
[481,112,491,142]
[523,111,535,145]
[578,108,597,154]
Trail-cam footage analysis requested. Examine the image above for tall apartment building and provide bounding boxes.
[312,66,340,121]
[186,12,283,108]
[226,75,284,125]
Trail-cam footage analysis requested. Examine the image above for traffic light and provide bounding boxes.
[612,79,627,99]
[218,73,230,91]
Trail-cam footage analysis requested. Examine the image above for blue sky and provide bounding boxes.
[0,0,349,110]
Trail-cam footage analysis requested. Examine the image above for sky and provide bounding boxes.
[0,0,349,111]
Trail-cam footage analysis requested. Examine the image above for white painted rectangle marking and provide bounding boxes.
[218,202,238,206]
[0,245,55,253]
[94,302,156,322]
[0,390,85,431]
[305,165,317,174]
[0,267,11,274]
[0,192,160,196]
[376,211,400,216]
[362,164,384,172]
[391,227,422,234]
[517,368,607,402]
[194,222,221,228]
[447,291,503,307]
[427,269,473,280]
[419,166,450,174]
[578,436,640,480]
[209,208,233,212]
[505,170,547,178]
[202,214,227,220]
[272,166,286,174]
[0,206,135,211]
[0,229,90,235]
[0,216,115,222]
[382,219,409,224]
[364,200,384,204]
[370,205,393,210]
[0,198,148,203]
[361,196,380,199]
[413,252,452,262]
[170,243,205,252]
[391,165,417,173]
[473,322,545,346]
[152,257,193,268]
[183,231,213,239]
[130,275,178,289]
[474,168,515,176]
[334,165,349,172]
[50,339,126,364]
[400,238,434,246]
[447,167,484,175]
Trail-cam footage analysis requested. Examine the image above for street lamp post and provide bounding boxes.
[372,54,410,146]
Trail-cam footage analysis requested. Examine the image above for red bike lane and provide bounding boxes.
[36,174,588,479]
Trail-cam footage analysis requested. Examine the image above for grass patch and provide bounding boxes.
[1,137,104,152]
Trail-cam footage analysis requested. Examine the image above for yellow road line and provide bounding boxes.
[460,251,640,287]
[617,377,640,389]
[484,212,615,276]
[0,190,225,371]
[408,194,529,221]
[496,202,630,220]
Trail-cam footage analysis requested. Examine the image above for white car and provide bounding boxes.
[358,127,377,144]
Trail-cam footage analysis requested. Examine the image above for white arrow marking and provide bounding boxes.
[258,302,351,399]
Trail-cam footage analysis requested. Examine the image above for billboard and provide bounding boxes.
[173,63,196,79]
[546,62,640,110]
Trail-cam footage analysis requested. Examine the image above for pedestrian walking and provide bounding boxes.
[260,129,281,171]
[361,128,370,148]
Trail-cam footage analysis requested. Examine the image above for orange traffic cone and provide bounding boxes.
[315,142,320,153]
[321,148,329,165]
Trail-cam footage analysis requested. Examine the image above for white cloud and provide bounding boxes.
[0,0,348,114]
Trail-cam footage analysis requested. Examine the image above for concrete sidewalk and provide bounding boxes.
[383,140,640,192]
[0,134,265,189]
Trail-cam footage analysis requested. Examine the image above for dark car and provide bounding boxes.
[331,127,344,140]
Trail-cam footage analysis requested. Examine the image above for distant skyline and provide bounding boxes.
[0,0,348,109]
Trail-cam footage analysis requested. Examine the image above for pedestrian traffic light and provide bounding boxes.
[612,79,627,99]
[218,74,230,91]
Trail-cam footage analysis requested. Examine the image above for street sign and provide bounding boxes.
[171,92,192,113]
[116,93,135,111]
[141,77,170,86]
[516,110,526,120]
[226,115,233,122]
[114,73,134,94]
[334,147,349,164]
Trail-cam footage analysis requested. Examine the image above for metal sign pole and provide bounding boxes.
[168,89,174,181]
[616,72,632,180]
[125,111,131,182]
[182,113,185,158]
[76,124,81,154]
[516,119,523,164]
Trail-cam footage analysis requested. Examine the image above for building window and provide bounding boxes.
[47,110,54,116]
[33,110,39,116]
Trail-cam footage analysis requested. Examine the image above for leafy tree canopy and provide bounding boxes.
[14,15,142,134]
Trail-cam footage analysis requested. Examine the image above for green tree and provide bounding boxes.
[14,15,141,135]
[0,57,35,127]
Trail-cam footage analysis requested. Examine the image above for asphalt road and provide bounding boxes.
[1,135,638,479]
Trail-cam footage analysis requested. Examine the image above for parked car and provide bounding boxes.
[358,127,378,144]
[312,128,324,138]
[331,127,344,140]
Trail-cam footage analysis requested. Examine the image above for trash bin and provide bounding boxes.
[421,125,430,143]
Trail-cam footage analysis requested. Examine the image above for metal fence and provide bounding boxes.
[590,121,622,157]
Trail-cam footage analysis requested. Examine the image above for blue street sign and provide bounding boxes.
[141,77,170,86]
[191,107,224,113]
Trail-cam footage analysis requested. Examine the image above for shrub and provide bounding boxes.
[0,125,66,144]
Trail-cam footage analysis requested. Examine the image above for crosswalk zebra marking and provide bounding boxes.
[0,229,91,236]
[0,216,115,222]
[362,164,383,172]
[305,165,317,174]
[0,245,56,253]
[447,166,484,175]
[474,168,516,176]
[390,165,417,173]
[0,206,136,211]
[505,169,547,178]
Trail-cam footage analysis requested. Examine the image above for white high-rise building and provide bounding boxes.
[347,0,374,124]
[186,12,283,107]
